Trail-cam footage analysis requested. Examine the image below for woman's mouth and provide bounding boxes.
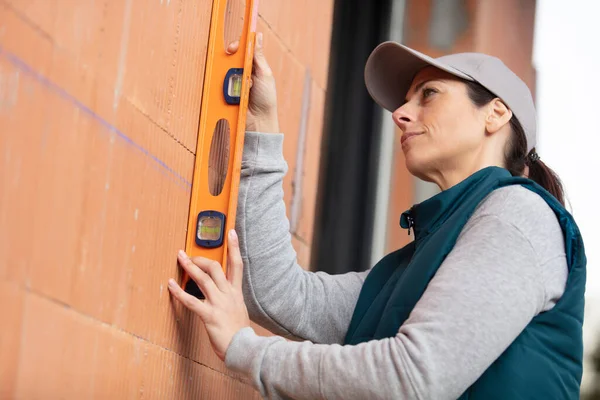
[401,132,423,145]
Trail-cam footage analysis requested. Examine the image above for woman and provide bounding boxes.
[168,34,586,399]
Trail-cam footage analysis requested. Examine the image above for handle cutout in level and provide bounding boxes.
[208,118,230,196]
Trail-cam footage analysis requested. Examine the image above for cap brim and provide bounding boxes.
[365,42,474,112]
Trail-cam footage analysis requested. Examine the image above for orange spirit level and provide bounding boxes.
[183,0,259,298]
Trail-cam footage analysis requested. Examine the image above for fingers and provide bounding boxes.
[168,278,208,316]
[226,230,244,288]
[225,40,240,54]
[190,255,230,293]
[253,32,273,77]
[228,33,271,77]
[177,251,219,298]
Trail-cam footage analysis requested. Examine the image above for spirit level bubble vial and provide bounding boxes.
[195,210,226,248]
[224,68,244,104]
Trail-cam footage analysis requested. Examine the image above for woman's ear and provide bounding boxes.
[486,99,513,134]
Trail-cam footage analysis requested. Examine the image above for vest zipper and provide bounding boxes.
[406,213,414,236]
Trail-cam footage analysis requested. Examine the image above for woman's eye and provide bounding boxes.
[422,88,437,99]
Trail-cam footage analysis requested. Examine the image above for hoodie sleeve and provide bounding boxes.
[235,131,369,344]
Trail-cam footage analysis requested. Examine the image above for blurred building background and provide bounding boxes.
[534,1,600,398]
[1,0,598,398]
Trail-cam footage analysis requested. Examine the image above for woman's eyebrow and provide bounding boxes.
[405,79,432,102]
[404,78,443,103]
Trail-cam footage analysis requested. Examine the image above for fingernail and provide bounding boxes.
[178,250,186,258]
[168,278,177,289]
[257,32,263,47]
[229,229,237,240]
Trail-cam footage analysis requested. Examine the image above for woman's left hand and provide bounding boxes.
[168,229,250,361]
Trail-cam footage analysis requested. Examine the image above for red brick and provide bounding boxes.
[306,0,334,90]
[473,0,536,89]
[15,291,259,399]
[296,80,325,247]
[403,0,476,57]
[257,0,333,90]
[15,292,96,398]
[2,0,339,395]
[0,282,25,399]
[0,63,44,285]
[6,0,210,153]
[256,19,305,214]
[195,363,258,399]
[5,0,59,42]
[162,293,230,373]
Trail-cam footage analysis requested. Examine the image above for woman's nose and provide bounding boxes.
[392,105,414,130]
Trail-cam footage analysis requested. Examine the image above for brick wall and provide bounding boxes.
[257,0,333,269]
[0,0,333,398]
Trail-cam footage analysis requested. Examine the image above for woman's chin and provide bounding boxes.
[404,155,435,182]
[405,155,424,176]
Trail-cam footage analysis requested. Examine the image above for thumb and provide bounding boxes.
[253,32,272,76]
[255,32,264,54]
[226,229,244,288]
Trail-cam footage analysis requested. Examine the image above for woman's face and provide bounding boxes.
[392,67,490,185]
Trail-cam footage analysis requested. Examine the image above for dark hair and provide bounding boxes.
[464,80,565,206]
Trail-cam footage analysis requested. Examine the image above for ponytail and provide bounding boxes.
[505,118,565,207]
[464,80,566,207]
[525,149,565,206]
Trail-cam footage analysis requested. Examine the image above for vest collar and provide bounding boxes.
[400,167,511,240]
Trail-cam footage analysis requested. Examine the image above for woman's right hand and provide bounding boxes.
[227,32,280,133]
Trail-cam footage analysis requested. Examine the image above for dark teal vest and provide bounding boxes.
[344,167,586,399]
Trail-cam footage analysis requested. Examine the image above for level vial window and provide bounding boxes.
[228,74,242,97]
[195,211,226,248]
[198,216,222,241]
[223,68,244,105]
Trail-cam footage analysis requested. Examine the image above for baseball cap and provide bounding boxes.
[364,42,537,152]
